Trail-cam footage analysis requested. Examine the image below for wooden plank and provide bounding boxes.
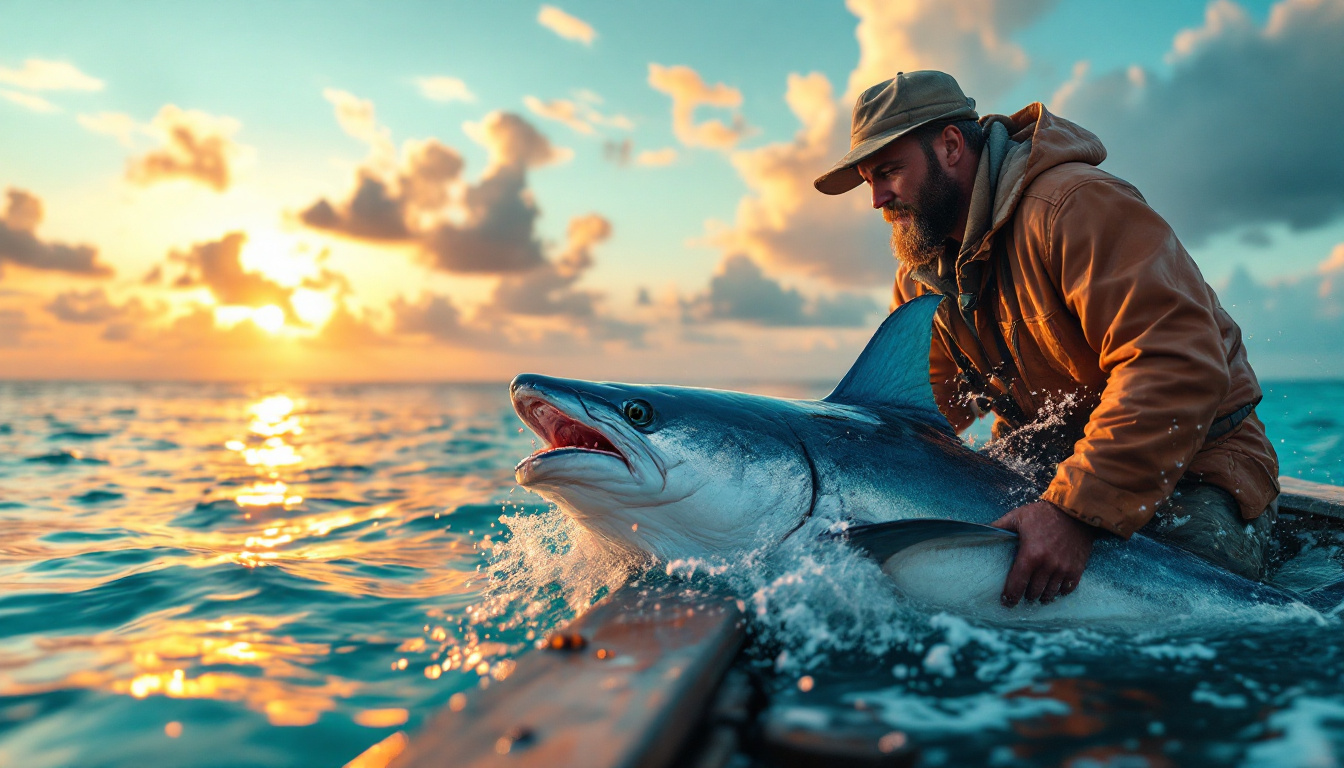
[392,583,745,768]
[1278,476,1344,522]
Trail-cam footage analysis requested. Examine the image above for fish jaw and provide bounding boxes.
[510,374,656,498]
[513,394,628,485]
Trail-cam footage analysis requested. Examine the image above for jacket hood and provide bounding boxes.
[975,103,1107,256]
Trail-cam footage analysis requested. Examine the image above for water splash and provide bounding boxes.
[980,391,1087,487]
[480,506,645,633]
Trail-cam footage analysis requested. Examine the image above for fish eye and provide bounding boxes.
[622,399,655,427]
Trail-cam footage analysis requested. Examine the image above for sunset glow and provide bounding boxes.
[2,1,1340,382]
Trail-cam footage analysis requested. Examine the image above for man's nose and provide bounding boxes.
[871,183,893,211]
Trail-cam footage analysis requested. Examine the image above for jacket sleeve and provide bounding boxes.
[892,276,976,433]
[1037,179,1229,537]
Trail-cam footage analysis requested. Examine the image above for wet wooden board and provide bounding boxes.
[392,583,745,768]
[1278,476,1344,522]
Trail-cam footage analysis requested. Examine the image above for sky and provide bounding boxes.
[2,0,1343,382]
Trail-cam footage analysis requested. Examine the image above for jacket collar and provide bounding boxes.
[957,103,1108,271]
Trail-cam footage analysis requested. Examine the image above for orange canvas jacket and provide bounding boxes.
[892,103,1279,537]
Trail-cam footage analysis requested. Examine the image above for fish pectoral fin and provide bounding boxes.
[834,518,1018,563]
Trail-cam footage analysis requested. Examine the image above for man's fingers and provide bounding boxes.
[1060,576,1079,596]
[1001,556,1032,607]
[990,510,1019,532]
[1024,567,1052,603]
[1040,573,1065,604]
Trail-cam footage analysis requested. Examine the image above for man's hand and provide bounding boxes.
[992,500,1101,607]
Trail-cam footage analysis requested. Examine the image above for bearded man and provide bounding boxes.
[814,71,1279,607]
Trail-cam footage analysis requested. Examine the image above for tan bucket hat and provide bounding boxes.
[814,70,977,195]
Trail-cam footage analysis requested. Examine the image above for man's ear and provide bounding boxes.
[941,124,965,168]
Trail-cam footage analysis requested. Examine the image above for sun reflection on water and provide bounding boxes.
[249,395,303,437]
[235,481,303,507]
[0,382,557,766]
[100,392,365,724]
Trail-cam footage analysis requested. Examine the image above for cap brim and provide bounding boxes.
[813,130,910,195]
[813,108,977,196]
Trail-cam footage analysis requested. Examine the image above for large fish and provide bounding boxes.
[511,296,1335,623]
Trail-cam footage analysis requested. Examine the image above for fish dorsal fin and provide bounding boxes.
[823,294,951,430]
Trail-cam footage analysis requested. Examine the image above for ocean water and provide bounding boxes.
[0,380,1341,767]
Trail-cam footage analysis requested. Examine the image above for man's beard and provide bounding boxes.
[884,160,962,269]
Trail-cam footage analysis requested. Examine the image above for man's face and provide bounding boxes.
[857,135,962,269]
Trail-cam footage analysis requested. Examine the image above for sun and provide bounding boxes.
[251,305,286,334]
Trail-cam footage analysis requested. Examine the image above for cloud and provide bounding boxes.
[390,214,645,348]
[388,292,502,347]
[486,213,610,317]
[309,302,387,347]
[302,137,463,240]
[323,88,393,156]
[464,110,569,172]
[78,112,140,146]
[844,0,1058,102]
[538,5,597,45]
[45,288,142,324]
[302,97,640,346]
[126,105,243,192]
[425,170,543,272]
[523,94,632,136]
[303,106,565,274]
[416,76,475,103]
[0,189,113,278]
[482,213,646,345]
[710,72,891,286]
[648,64,751,150]
[301,265,353,297]
[1051,0,1344,244]
[524,96,596,135]
[44,288,159,340]
[636,147,678,167]
[301,176,411,241]
[1218,243,1344,377]
[684,254,879,327]
[1,90,59,113]
[0,59,103,91]
[169,232,297,319]
[157,305,273,350]
[427,112,565,273]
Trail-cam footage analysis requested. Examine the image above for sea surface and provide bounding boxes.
[0,380,1341,767]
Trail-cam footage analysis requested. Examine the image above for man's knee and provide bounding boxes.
[1142,481,1274,580]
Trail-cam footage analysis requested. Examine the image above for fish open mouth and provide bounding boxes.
[516,397,624,463]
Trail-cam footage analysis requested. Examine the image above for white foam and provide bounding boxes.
[1191,684,1248,709]
[1243,697,1344,767]
[851,689,1070,734]
[1138,642,1218,661]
